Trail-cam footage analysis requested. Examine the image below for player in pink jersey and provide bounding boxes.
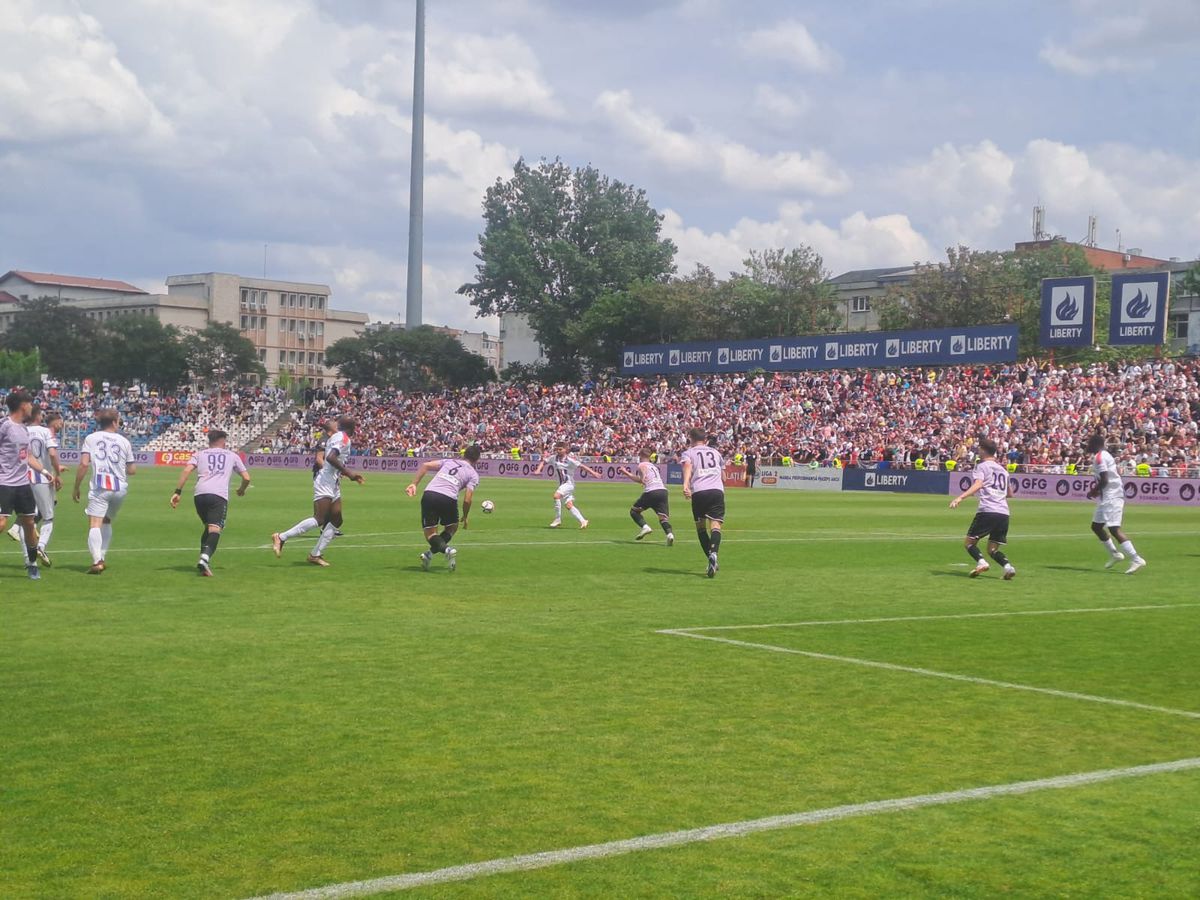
[618,447,674,545]
[406,445,481,572]
[680,428,726,578]
[950,437,1017,579]
[170,430,251,576]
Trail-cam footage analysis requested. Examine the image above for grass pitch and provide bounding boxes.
[4,468,1199,898]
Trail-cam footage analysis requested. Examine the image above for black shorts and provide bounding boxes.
[633,489,670,517]
[421,491,460,528]
[194,494,229,528]
[967,512,1009,544]
[690,489,726,523]
[0,484,37,517]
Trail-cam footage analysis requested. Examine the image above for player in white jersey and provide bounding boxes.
[272,415,365,567]
[533,442,601,529]
[7,407,64,566]
[72,409,137,575]
[1085,433,1146,574]
[618,447,674,545]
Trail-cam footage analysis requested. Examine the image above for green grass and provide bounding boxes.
[3,468,1199,898]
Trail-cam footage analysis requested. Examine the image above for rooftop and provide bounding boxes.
[2,269,147,294]
[826,266,914,285]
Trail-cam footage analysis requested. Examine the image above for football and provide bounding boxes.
[481,500,495,513]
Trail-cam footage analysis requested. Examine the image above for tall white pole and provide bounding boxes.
[405,0,425,329]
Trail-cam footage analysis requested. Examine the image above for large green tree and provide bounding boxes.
[183,322,266,386]
[0,348,42,387]
[2,297,102,380]
[97,315,191,387]
[326,326,495,391]
[741,247,838,335]
[458,158,677,378]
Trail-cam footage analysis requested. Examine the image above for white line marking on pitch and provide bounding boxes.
[658,630,1200,720]
[243,756,1200,899]
[667,603,1200,633]
[30,529,1200,557]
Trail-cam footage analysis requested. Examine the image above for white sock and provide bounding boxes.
[553,499,562,519]
[569,504,585,523]
[37,520,53,550]
[1120,540,1140,560]
[7,523,18,539]
[281,517,319,541]
[1102,538,1118,555]
[88,527,104,563]
[311,523,337,557]
[101,524,113,555]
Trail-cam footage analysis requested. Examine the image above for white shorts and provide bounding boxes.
[31,482,56,520]
[313,481,342,502]
[86,489,127,520]
[1092,496,1124,527]
[554,482,576,501]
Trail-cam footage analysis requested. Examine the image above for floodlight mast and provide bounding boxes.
[405,0,425,329]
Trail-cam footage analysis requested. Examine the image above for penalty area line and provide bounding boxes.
[243,756,1200,899]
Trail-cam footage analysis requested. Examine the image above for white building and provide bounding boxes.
[498,313,546,370]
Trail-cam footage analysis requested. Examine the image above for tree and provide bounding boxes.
[875,246,1022,334]
[183,322,265,387]
[741,247,838,335]
[459,158,677,378]
[97,315,190,387]
[0,348,41,387]
[325,326,495,390]
[2,297,102,380]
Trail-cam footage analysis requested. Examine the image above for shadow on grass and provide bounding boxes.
[1044,565,1105,574]
[643,566,709,578]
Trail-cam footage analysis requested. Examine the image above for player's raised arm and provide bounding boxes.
[950,477,985,509]
[170,463,198,508]
[72,452,91,503]
[579,462,604,479]
[617,465,642,483]
[532,456,547,475]
[405,460,440,497]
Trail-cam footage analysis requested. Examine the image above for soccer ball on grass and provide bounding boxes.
[481,500,495,513]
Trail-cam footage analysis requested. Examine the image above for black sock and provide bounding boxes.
[202,531,221,559]
[630,510,647,527]
[201,530,209,554]
[710,531,722,554]
[440,529,454,547]
[26,541,38,564]
[428,535,446,554]
[696,527,712,555]
[967,544,984,562]
[990,549,1010,567]
[660,518,673,534]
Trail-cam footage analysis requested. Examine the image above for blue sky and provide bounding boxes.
[2,0,1197,329]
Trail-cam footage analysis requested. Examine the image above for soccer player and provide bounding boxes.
[533,443,601,529]
[406,445,481,572]
[7,407,64,566]
[1085,432,1146,574]
[949,437,1017,579]
[311,419,336,477]
[0,390,54,579]
[681,427,726,578]
[170,429,251,576]
[72,408,136,575]
[272,415,364,566]
[618,448,674,545]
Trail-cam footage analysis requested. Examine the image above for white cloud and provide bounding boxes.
[595,89,850,196]
[1041,0,1200,75]
[752,84,809,122]
[739,21,840,73]
[898,140,1016,246]
[661,205,931,277]
[0,1,172,143]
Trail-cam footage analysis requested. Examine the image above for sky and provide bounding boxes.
[2,0,1198,330]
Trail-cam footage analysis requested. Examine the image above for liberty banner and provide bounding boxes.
[621,324,1019,375]
[1109,272,1170,346]
[1039,276,1095,347]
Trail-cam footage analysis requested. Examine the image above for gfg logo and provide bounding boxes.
[1055,479,1070,497]
[1124,483,1137,499]
[1181,484,1196,502]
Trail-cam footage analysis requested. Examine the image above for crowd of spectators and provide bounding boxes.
[32,382,289,450]
[269,359,1200,474]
